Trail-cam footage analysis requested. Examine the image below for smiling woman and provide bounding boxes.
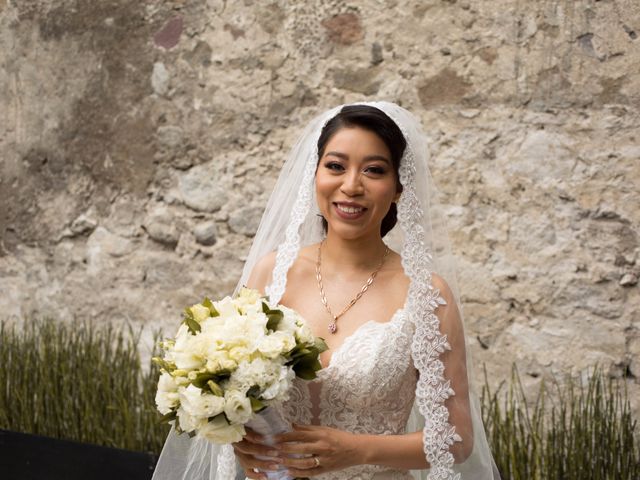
[152,102,500,480]
[316,105,405,239]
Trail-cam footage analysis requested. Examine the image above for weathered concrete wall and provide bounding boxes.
[1,0,638,412]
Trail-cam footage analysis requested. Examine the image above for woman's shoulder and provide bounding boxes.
[245,252,277,294]
[245,244,320,294]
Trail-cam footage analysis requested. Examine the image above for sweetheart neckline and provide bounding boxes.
[318,307,406,370]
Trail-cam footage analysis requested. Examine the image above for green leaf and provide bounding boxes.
[152,357,176,373]
[202,297,220,317]
[192,372,218,389]
[250,396,266,413]
[292,354,322,380]
[207,380,224,397]
[314,337,329,353]
[262,302,283,331]
[158,410,177,424]
[246,385,261,398]
[182,308,201,334]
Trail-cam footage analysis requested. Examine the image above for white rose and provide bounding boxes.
[257,331,296,358]
[238,287,261,304]
[277,307,299,334]
[198,415,245,444]
[200,316,226,334]
[205,349,237,373]
[179,384,225,419]
[172,334,207,371]
[295,322,315,345]
[176,406,205,433]
[261,365,295,401]
[155,372,180,414]
[224,390,254,425]
[214,296,240,318]
[229,357,274,391]
[234,288,263,314]
[189,303,211,322]
[228,345,253,362]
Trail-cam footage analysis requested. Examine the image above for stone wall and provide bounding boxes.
[1,0,638,413]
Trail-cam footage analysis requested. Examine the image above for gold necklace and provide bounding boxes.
[316,241,390,334]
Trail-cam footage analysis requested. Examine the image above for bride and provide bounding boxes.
[152,102,499,480]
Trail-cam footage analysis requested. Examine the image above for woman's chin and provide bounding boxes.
[325,221,379,241]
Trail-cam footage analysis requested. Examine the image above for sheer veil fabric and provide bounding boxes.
[151,102,500,480]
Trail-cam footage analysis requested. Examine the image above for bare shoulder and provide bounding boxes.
[430,272,463,335]
[245,251,277,294]
[431,272,454,302]
[245,245,319,294]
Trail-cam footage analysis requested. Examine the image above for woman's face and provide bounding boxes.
[315,126,400,241]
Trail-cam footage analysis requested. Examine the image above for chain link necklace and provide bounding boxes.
[316,241,390,334]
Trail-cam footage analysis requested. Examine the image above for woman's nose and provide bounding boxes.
[340,170,364,196]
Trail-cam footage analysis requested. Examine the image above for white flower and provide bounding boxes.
[172,333,208,370]
[204,350,237,373]
[261,365,295,401]
[200,316,226,335]
[295,322,315,345]
[198,415,245,444]
[234,288,263,314]
[277,307,299,334]
[224,390,254,425]
[257,331,296,358]
[189,303,211,322]
[176,406,205,433]
[214,296,240,318]
[179,384,225,419]
[155,372,180,414]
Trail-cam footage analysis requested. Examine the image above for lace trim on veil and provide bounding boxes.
[390,114,460,480]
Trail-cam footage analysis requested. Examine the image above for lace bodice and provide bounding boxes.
[279,309,417,480]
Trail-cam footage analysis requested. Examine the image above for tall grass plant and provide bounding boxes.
[0,318,169,453]
[482,366,640,479]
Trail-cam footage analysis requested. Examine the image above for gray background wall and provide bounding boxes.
[1,0,638,415]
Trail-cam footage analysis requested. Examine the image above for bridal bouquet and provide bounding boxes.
[153,287,327,444]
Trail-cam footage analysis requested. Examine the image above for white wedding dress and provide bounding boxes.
[151,102,500,480]
[280,308,415,480]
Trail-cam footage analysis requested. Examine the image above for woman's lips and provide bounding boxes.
[333,202,367,220]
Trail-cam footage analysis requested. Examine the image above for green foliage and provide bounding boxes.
[481,366,640,480]
[0,318,169,454]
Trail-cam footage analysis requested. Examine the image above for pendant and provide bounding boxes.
[328,322,337,334]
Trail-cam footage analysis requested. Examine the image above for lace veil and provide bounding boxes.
[152,101,499,480]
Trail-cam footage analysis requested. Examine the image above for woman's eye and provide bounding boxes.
[325,162,344,171]
[365,166,386,175]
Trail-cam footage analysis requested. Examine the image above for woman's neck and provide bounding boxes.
[321,230,388,272]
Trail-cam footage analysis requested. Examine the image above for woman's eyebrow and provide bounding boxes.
[324,151,390,164]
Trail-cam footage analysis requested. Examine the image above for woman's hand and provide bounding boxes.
[273,424,365,477]
[233,428,282,480]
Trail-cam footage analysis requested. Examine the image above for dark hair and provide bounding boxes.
[317,105,406,237]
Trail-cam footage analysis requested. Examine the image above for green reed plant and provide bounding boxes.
[0,318,169,454]
[481,365,640,480]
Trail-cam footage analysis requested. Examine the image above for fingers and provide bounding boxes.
[233,439,280,458]
[243,429,271,445]
[285,467,322,478]
[276,441,321,455]
[244,467,264,480]
[273,430,315,443]
[279,455,319,470]
[235,451,281,472]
